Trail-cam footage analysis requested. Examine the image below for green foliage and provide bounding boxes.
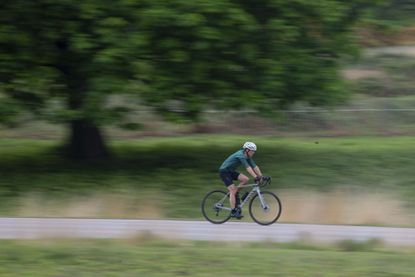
[368,0,415,26]
[0,0,375,127]
[139,0,374,116]
[0,97,21,126]
[0,0,142,124]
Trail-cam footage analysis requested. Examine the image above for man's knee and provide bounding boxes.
[240,175,249,185]
[228,185,237,194]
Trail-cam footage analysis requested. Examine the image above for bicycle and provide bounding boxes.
[201,176,282,226]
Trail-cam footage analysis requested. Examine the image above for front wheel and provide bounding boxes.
[249,191,282,226]
[201,190,232,224]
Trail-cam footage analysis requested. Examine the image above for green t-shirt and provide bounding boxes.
[219,149,257,172]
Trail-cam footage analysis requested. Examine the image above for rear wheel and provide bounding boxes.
[201,190,232,224]
[249,191,282,225]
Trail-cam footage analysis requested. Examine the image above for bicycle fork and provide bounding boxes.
[255,187,270,211]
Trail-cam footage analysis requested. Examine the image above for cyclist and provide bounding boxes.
[219,141,263,219]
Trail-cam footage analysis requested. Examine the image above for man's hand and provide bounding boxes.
[254,176,262,183]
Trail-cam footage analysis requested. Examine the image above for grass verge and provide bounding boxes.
[0,135,415,225]
[0,239,414,277]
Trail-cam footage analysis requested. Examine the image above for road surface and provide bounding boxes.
[1,218,415,246]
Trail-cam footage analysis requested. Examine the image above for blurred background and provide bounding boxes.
[1,0,415,276]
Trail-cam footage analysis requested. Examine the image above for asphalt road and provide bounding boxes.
[1,217,415,246]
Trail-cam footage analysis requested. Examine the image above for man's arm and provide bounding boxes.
[253,166,262,177]
[246,166,259,178]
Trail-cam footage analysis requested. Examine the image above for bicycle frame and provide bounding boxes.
[215,183,268,211]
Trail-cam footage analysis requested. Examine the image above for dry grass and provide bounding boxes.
[341,69,386,81]
[278,188,413,226]
[12,189,414,227]
[15,191,166,219]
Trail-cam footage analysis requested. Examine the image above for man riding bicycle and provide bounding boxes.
[219,142,263,219]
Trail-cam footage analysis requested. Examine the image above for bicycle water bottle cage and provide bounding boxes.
[241,192,249,201]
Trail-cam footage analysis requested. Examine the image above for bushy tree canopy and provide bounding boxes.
[0,0,375,158]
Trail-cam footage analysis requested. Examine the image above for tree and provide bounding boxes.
[139,0,378,114]
[1,0,145,159]
[371,0,415,25]
[1,0,375,159]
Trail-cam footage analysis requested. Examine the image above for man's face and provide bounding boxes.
[247,150,255,158]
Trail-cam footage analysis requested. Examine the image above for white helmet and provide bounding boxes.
[243,141,257,151]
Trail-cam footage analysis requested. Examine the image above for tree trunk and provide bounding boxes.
[66,119,109,160]
[54,38,109,160]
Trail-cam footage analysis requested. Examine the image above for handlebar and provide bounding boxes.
[235,176,272,189]
[256,176,271,187]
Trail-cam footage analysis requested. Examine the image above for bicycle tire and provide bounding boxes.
[201,190,232,224]
[249,191,282,226]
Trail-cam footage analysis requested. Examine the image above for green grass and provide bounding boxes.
[1,135,415,222]
[0,239,414,277]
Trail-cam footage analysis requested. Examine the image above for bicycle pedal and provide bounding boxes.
[231,212,244,219]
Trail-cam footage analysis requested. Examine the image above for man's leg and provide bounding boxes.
[227,184,238,210]
[228,184,244,219]
[238,173,249,187]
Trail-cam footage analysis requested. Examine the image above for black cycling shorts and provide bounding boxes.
[219,170,240,187]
